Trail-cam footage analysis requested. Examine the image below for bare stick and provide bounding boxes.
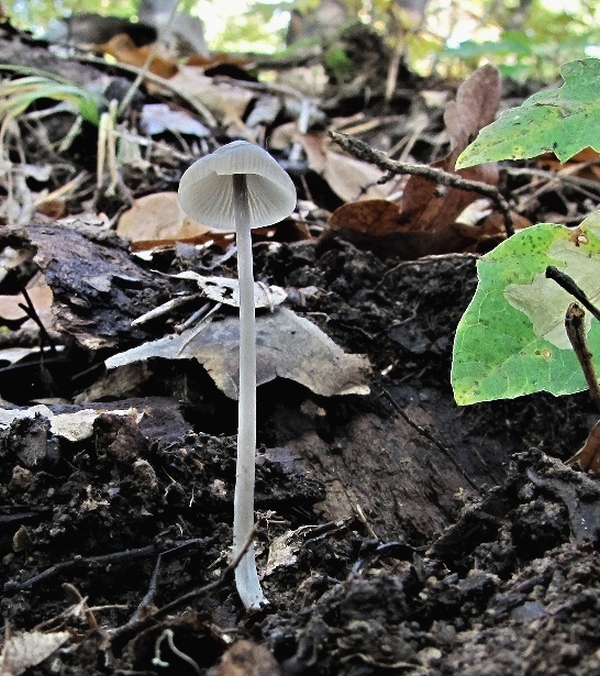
[329,131,514,237]
[564,302,600,413]
[109,526,259,651]
[546,266,600,323]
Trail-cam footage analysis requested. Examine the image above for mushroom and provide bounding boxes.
[178,141,297,609]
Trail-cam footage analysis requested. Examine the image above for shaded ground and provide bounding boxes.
[2,233,600,676]
[1,23,600,676]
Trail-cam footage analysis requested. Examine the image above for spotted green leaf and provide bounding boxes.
[451,210,600,405]
[456,58,600,169]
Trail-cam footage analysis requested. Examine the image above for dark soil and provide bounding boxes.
[2,233,600,676]
[1,23,600,676]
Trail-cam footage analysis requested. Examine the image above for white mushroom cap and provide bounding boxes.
[178,141,297,231]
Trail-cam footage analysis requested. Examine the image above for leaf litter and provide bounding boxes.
[0,16,600,676]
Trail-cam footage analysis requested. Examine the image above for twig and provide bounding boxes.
[506,166,600,198]
[3,544,159,593]
[564,302,600,413]
[129,538,207,625]
[546,267,600,413]
[17,284,56,353]
[545,266,600,323]
[109,525,259,649]
[329,131,515,237]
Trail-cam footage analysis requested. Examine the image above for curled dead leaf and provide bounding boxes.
[444,64,502,159]
[106,307,370,399]
[94,33,178,78]
[566,419,600,473]
[399,161,500,234]
[400,66,502,235]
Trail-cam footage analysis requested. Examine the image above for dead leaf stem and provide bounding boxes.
[563,301,600,413]
[330,131,514,237]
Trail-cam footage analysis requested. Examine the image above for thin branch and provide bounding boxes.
[4,544,159,593]
[329,131,514,237]
[109,525,259,650]
[507,166,600,198]
[564,302,600,414]
[546,266,600,323]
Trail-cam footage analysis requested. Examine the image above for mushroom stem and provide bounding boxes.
[232,173,267,609]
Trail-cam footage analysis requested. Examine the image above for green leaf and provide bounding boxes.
[456,58,600,169]
[451,210,600,405]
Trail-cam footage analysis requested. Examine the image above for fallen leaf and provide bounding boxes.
[0,283,54,329]
[398,65,501,236]
[399,161,499,233]
[566,419,600,472]
[327,199,401,236]
[265,525,326,576]
[0,405,139,442]
[174,272,287,309]
[117,192,211,243]
[297,132,392,201]
[140,103,210,137]
[536,147,600,182]
[94,33,178,79]
[322,66,503,257]
[168,65,254,125]
[444,63,502,161]
[0,631,69,676]
[105,306,370,399]
[35,198,67,219]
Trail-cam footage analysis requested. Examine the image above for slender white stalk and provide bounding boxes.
[232,173,267,609]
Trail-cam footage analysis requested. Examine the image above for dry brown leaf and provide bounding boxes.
[566,419,600,473]
[444,64,502,160]
[117,192,211,243]
[324,146,390,201]
[0,284,53,326]
[327,199,401,237]
[296,132,391,201]
[35,199,67,220]
[168,65,254,124]
[105,306,370,399]
[455,210,532,252]
[537,147,600,182]
[94,33,178,79]
[398,65,501,236]
[322,66,503,258]
[321,174,508,258]
[0,631,70,676]
[399,161,499,234]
